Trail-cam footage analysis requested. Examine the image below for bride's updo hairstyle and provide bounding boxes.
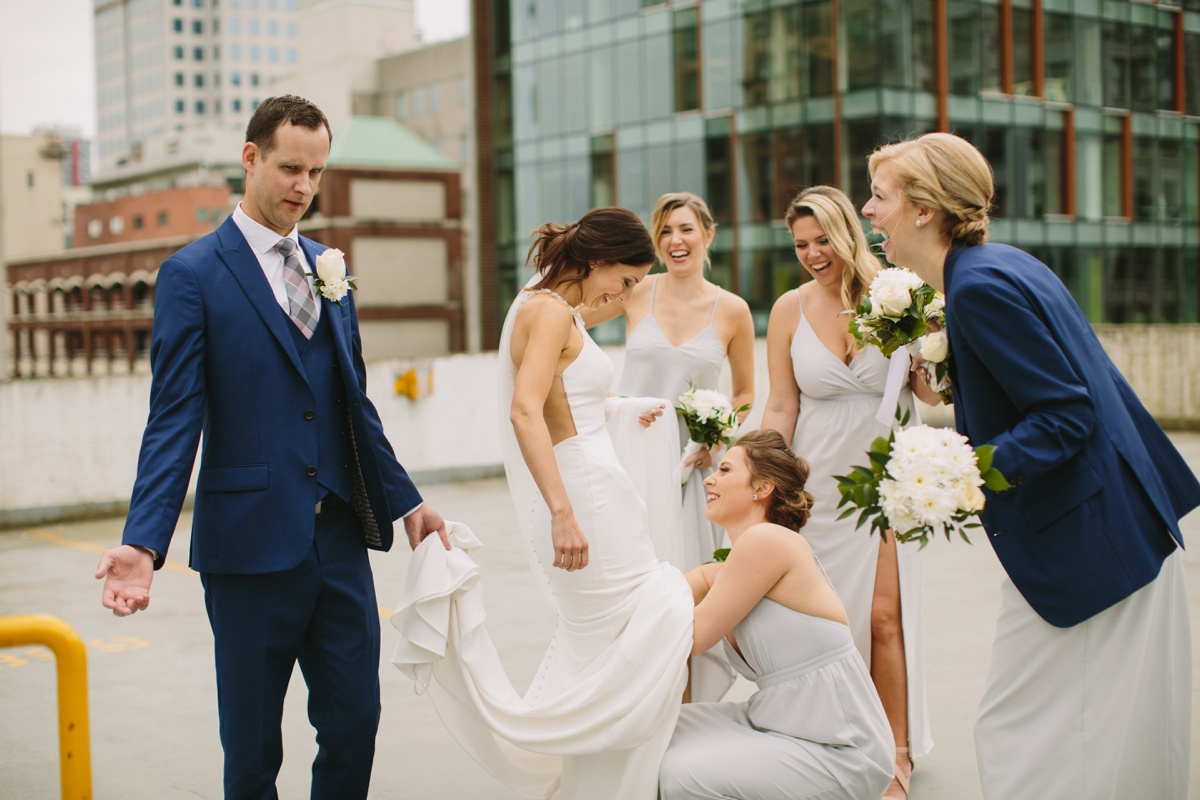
[785,185,880,313]
[735,429,815,532]
[526,206,656,295]
[867,132,994,247]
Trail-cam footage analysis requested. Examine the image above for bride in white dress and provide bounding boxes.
[761,187,941,800]
[391,206,693,800]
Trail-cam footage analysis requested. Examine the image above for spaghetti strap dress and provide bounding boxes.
[787,289,932,758]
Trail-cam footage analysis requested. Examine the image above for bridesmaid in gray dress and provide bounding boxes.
[659,429,894,800]
[584,192,755,702]
[588,192,755,572]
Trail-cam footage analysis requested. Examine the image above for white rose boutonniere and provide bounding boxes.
[308,248,357,305]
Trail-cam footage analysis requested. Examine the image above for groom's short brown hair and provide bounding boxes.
[245,95,332,155]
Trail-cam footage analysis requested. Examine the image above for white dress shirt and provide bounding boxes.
[232,203,320,324]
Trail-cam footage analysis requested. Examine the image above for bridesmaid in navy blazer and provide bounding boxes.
[862,132,1198,800]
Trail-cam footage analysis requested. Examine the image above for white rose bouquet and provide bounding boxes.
[834,418,1011,546]
[914,294,953,403]
[308,248,357,304]
[677,380,748,485]
[849,268,937,357]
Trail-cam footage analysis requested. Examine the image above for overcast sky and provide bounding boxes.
[0,0,469,137]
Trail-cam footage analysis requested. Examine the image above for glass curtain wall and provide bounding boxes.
[489,0,1200,330]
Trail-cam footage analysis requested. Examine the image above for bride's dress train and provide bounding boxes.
[391,288,693,799]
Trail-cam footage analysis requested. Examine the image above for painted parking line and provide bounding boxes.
[26,529,193,573]
[25,528,397,618]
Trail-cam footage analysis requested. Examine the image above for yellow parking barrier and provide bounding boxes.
[0,614,92,800]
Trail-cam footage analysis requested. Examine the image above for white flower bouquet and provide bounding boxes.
[677,380,748,485]
[308,248,358,304]
[834,418,1011,546]
[849,268,938,358]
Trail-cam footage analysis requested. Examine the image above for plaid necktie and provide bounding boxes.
[276,237,317,338]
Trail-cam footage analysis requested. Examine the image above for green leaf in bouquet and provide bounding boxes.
[868,434,894,458]
[850,465,876,483]
[982,468,1013,492]
[710,547,731,563]
[856,506,878,531]
[975,444,995,474]
[837,506,858,521]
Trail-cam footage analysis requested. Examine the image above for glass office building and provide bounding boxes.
[473,0,1200,345]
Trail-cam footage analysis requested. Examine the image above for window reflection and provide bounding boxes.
[1012,6,1035,97]
[1132,136,1156,222]
[705,116,733,226]
[804,2,834,98]
[1043,113,1066,216]
[843,0,877,92]
[743,7,801,106]
[1011,126,1043,219]
[1102,22,1130,108]
[947,2,977,96]
[1186,33,1200,117]
[1045,12,1073,102]
[1128,24,1156,113]
[673,7,701,112]
[1102,121,1124,218]
[739,130,773,224]
[1075,18,1103,106]
[589,133,615,209]
[1076,130,1103,221]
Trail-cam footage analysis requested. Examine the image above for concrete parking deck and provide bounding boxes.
[4,434,1200,798]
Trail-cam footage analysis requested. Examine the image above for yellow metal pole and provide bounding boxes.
[0,614,92,800]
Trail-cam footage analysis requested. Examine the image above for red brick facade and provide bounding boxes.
[74,186,232,247]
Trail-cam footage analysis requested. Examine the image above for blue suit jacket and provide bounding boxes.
[945,243,1198,627]
[122,217,422,574]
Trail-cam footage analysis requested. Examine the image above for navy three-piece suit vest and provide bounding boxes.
[285,304,353,505]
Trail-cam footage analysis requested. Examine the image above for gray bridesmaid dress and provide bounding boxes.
[659,597,894,800]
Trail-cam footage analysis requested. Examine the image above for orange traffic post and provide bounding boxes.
[0,614,92,800]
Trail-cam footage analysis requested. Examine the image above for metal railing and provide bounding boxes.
[0,614,92,799]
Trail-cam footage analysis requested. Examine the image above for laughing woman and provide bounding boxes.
[659,429,894,800]
[583,192,755,702]
[760,186,938,799]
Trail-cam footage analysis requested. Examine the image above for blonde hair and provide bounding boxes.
[867,132,993,247]
[784,185,880,311]
[649,192,716,268]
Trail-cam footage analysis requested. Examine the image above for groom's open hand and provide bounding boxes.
[95,545,154,617]
[404,504,451,551]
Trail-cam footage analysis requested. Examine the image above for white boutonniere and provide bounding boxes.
[308,248,357,304]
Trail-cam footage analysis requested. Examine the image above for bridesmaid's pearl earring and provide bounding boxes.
[752,493,758,500]
[915,220,924,228]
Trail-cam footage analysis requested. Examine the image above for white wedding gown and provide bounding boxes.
[391,287,694,799]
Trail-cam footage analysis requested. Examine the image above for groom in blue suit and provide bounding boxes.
[95,95,449,799]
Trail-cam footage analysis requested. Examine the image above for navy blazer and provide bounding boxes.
[945,243,1198,627]
[122,217,422,574]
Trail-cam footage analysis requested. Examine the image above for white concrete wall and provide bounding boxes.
[2,328,1198,525]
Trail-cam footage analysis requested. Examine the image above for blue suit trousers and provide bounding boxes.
[201,502,381,800]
